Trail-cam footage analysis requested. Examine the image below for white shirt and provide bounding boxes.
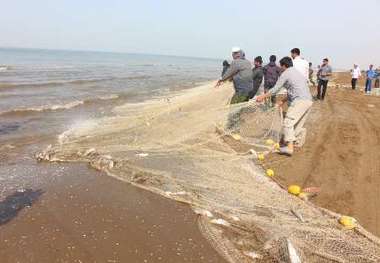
[292,56,309,80]
[352,67,361,79]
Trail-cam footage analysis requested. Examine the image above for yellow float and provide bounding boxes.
[266,169,274,177]
[339,216,356,229]
[288,185,301,196]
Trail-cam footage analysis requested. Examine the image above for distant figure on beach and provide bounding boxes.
[290,48,309,80]
[263,55,282,92]
[216,47,253,104]
[316,65,321,82]
[351,64,361,90]
[309,62,316,87]
[365,64,376,94]
[221,60,230,77]
[375,68,380,89]
[256,57,313,156]
[249,56,264,99]
[316,58,332,100]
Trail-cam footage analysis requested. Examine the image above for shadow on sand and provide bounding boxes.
[0,189,43,225]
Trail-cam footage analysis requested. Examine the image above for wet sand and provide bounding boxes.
[0,126,226,263]
[0,161,226,263]
[264,72,380,236]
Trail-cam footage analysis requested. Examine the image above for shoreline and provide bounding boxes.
[0,79,228,262]
[0,150,227,263]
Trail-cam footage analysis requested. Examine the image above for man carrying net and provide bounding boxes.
[256,56,313,156]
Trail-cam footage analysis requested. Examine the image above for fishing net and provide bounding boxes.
[38,82,380,262]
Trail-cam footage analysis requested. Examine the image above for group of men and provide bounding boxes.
[351,64,380,94]
[216,47,332,157]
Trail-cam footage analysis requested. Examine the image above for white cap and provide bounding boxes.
[231,47,241,53]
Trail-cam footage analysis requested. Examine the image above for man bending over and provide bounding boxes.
[256,57,313,156]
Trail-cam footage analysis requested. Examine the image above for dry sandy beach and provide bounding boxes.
[265,72,380,236]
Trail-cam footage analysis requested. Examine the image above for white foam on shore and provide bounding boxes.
[0,94,120,116]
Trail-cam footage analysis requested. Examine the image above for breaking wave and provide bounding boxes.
[0,75,152,90]
[0,94,119,116]
[0,66,10,71]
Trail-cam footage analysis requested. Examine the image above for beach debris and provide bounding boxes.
[231,215,240,222]
[274,143,280,150]
[90,155,114,170]
[266,169,275,177]
[291,208,305,223]
[165,191,188,197]
[136,153,149,158]
[257,153,265,161]
[243,251,263,260]
[287,239,302,263]
[302,187,320,194]
[339,216,357,229]
[249,149,258,158]
[231,134,241,141]
[266,139,275,145]
[288,185,301,196]
[83,148,97,157]
[36,145,57,162]
[210,218,231,227]
[367,104,375,108]
[193,208,213,218]
[298,192,308,201]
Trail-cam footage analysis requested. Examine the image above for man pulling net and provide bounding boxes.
[215,47,254,104]
[256,56,313,156]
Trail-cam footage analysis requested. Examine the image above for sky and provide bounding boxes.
[0,0,379,68]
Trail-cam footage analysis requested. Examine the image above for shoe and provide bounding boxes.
[278,146,293,156]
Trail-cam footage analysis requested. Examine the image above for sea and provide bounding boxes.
[0,47,220,197]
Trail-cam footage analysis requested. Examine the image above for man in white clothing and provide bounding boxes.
[351,64,361,90]
[291,48,309,80]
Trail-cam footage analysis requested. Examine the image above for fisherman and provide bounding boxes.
[263,55,282,92]
[316,58,332,100]
[375,68,380,89]
[221,60,230,77]
[351,64,361,90]
[290,48,309,80]
[216,47,254,104]
[309,62,316,87]
[316,65,321,81]
[256,57,313,156]
[263,55,282,104]
[249,56,264,99]
[365,64,376,94]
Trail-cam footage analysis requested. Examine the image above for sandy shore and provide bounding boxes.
[0,161,226,263]
[0,117,226,263]
[265,72,380,236]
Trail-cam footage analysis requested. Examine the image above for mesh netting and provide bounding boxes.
[38,82,380,262]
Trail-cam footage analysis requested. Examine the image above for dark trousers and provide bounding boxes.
[317,79,329,100]
[351,78,358,90]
